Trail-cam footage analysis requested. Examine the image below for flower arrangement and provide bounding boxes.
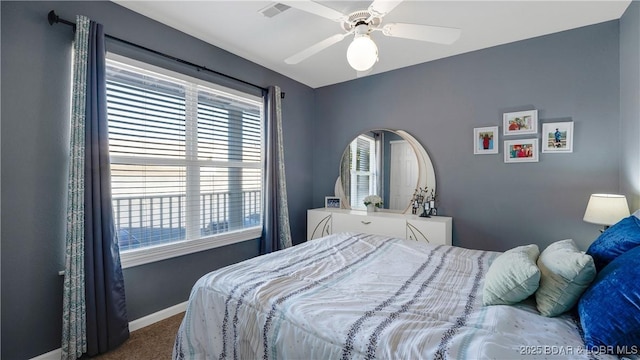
[364,195,383,208]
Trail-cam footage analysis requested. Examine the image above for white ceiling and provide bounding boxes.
[113,1,630,89]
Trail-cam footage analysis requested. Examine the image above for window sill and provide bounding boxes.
[120,227,262,269]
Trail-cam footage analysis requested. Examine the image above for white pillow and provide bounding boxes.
[483,244,541,306]
[535,239,596,317]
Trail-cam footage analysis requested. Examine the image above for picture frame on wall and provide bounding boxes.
[503,110,538,136]
[541,122,574,153]
[474,126,499,154]
[325,196,342,209]
[504,138,539,163]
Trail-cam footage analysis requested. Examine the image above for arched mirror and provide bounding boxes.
[337,129,436,214]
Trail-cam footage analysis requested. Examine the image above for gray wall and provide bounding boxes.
[620,1,640,211]
[313,20,622,252]
[2,1,637,359]
[1,1,314,359]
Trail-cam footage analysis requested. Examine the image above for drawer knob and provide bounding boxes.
[361,221,371,225]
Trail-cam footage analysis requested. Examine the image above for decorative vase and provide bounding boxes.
[366,204,376,213]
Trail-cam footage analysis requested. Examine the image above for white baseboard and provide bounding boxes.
[30,301,188,360]
[30,348,61,360]
[129,300,187,332]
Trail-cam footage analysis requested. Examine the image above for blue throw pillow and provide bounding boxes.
[586,215,640,271]
[577,245,640,352]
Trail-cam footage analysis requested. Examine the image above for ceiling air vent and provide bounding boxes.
[259,3,291,18]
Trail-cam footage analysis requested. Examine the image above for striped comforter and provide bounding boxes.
[173,233,613,360]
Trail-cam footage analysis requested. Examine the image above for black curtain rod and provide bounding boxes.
[47,10,273,95]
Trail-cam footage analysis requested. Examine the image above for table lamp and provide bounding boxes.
[583,194,630,232]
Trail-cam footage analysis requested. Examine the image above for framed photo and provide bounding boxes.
[503,110,538,136]
[325,196,341,209]
[541,122,574,153]
[504,139,539,163]
[474,126,499,154]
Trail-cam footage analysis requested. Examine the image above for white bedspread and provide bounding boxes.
[174,233,614,360]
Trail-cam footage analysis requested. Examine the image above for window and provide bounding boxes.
[106,54,263,267]
[348,134,377,209]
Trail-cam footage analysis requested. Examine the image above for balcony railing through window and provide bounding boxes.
[113,190,261,251]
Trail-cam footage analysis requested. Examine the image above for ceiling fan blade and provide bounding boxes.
[369,0,404,16]
[279,1,346,22]
[285,33,349,64]
[382,23,461,44]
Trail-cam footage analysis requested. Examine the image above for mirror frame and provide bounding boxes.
[337,129,436,214]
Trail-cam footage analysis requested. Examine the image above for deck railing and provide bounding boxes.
[113,190,261,251]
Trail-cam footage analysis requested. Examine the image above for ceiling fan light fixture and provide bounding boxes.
[346,34,378,71]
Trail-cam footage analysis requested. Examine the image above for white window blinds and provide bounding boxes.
[106,57,263,253]
[349,135,377,209]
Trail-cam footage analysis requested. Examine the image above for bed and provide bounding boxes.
[173,232,619,360]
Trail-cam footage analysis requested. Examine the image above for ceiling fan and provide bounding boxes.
[281,0,461,73]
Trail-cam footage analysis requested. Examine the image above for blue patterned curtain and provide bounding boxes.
[261,86,292,254]
[62,15,89,360]
[62,16,129,359]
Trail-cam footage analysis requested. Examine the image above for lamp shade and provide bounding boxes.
[583,194,630,226]
[346,34,378,71]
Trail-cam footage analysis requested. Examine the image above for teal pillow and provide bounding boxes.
[483,244,540,305]
[578,245,640,352]
[586,215,640,271]
[535,239,596,317]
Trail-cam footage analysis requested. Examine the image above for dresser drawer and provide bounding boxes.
[406,218,451,245]
[332,213,404,238]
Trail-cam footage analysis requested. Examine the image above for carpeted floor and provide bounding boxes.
[93,312,184,359]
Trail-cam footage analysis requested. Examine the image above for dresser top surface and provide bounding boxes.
[309,208,452,223]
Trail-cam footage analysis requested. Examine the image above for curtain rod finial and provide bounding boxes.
[48,10,76,32]
[47,10,58,26]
